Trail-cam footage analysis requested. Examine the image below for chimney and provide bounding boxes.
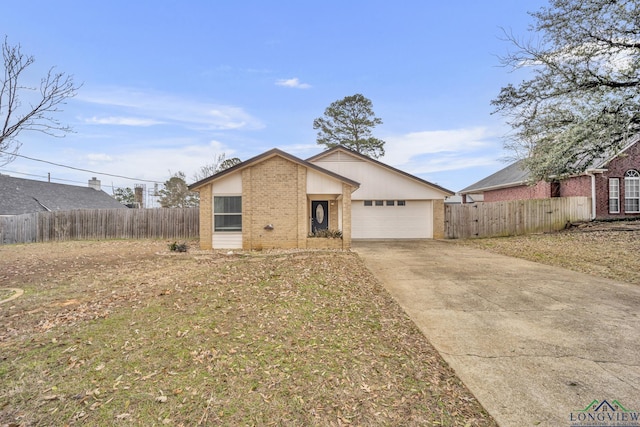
[134,186,144,208]
[88,177,101,191]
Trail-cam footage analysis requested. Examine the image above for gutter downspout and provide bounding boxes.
[588,172,596,220]
[585,169,607,220]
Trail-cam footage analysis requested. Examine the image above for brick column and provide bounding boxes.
[297,165,308,248]
[198,184,212,249]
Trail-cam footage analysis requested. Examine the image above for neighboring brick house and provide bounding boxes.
[459,138,640,220]
[189,146,454,250]
[0,175,127,215]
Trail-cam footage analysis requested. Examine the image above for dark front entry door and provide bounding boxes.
[311,201,329,233]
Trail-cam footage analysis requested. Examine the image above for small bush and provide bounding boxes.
[168,241,188,252]
[308,229,343,239]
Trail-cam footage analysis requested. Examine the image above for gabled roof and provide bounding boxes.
[460,136,640,194]
[307,145,455,196]
[591,134,640,170]
[0,174,127,215]
[188,148,360,191]
[459,160,530,194]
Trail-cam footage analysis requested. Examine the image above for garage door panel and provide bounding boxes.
[352,201,432,239]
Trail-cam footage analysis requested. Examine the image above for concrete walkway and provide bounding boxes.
[353,240,640,427]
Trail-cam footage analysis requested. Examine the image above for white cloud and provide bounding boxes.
[76,87,264,130]
[377,126,508,189]
[275,78,312,89]
[382,127,498,166]
[403,153,503,175]
[85,153,115,163]
[77,139,235,187]
[84,116,164,126]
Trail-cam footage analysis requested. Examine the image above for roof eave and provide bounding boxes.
[308,145,455,196]
[459,180,530,195]
[188,148,360,191]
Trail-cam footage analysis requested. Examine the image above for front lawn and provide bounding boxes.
[0,240,495,426]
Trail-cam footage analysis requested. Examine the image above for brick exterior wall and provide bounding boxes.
[478,142,640,220]
[196,184,213,249]
[237,155,352,250]
[484,181,552,202]
[297,165,308,248]
[595,142,640,219]
[558,175,590,197]
[594,174,612,219]
[242,156,304,250]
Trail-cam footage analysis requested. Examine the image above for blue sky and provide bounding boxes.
[0,0,547,196]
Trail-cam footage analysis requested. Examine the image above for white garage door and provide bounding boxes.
[351,200,433,239]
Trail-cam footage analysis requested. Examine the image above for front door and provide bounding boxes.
[311,201,329,233]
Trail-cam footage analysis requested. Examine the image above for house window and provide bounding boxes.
[375,200,384,206]
[386,200,395,206]
[397,200,406,206]
[214,196,242,232]
[609,178,620,214]
[624,170,640,213]
[364,200,373,206]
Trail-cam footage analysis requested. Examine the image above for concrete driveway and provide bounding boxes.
[353,240,640,427]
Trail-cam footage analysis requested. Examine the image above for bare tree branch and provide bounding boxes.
[0,36,80,166]
[493,0,640,181]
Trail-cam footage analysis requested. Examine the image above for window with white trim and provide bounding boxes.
[214,196,242,231]
[624,170,640,213]
[609,178,620,213]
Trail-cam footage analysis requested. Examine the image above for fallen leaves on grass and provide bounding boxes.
[0,240,496,426]
[458,221,640,285]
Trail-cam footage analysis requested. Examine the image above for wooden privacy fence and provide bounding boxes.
[0,208,199,245]
[444,197,591,239]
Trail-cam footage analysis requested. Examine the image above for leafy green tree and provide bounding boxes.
[113,187,135,205]
[0,37,79,166]
[158,171,199,208]
[492,0,640,181]
[192,153,241,182]
[313,94,385,158]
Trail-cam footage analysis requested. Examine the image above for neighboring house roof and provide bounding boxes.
[460,136,640,195]
[591,134,640,170]
[307,145,455,196]
[0,174,127,215]
[189,148,361,191]
[459,160,530,194]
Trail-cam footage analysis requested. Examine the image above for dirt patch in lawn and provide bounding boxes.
[455,220,640,285]
[0,240,495,426]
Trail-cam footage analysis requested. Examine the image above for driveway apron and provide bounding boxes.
[353,240,640,427]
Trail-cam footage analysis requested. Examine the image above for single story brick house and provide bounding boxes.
[189,146,453,250]
[459,138,640,220]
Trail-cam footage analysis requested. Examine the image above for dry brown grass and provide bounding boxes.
[455,220,640,285]
[0,240,495,426]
